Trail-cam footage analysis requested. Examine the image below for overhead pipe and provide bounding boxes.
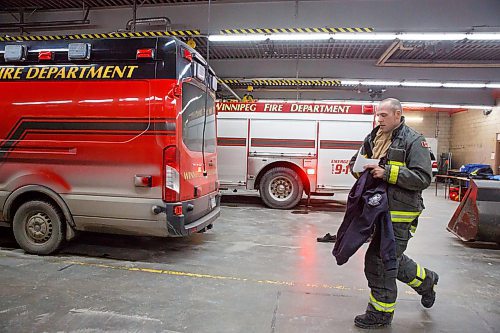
[126,17,172,31]
[219,80,241,101]
[0,19,90,30]
[132,0,137,32]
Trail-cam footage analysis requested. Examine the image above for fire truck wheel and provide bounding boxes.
[260,167,303,209]
[12,200,65,255]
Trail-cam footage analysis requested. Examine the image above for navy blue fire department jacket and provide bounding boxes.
[332,171,397,270]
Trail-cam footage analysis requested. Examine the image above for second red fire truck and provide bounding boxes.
[216,101,375,209]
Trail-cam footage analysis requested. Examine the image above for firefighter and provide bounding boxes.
[242,85,255,102]
[349,98,439,329]
[186,38,197,49]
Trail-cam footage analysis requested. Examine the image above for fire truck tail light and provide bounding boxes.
[164,166,180,202]
[164,146,180,202]
[136,48,154,59]
[166,166,180,192]
[306,168,316,175]
[38,51,53,61]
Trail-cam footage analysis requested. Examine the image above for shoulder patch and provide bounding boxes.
[421,141,429,148]
[368,193,382,207]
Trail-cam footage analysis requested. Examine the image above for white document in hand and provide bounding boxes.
[352,153,380,173]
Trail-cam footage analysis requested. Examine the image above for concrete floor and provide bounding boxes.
[0,185,499,333]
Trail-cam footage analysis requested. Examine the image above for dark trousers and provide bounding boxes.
[364,222,432,314]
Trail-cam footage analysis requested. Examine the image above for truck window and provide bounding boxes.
[181,82,216,153]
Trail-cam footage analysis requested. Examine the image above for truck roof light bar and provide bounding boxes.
[38,51,54,61]
[182,48,193,62]
[68,43,91,60]
[136,48,155,59]
[4,45,27,62]
[211,76,218,91]
[193,62,206,82]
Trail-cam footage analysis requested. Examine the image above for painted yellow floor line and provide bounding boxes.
[66,260,416,295]
[65,260,354,291]
[0,251,416,295]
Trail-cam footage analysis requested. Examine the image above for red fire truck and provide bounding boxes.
[0,36,220,254]
[216,101,375,209]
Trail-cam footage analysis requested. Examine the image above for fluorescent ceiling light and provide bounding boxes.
[404,116,424,122]
[431,104,464,108]
[402,81,442,87]
[320,100,367,105]
[269,33,330,41]
[461,105,494,110]
[430,103,492,109]
[401,103,494,109]
[442,82,486,88]
[402,102,432,107]
[341,80,361,85]
[360,80,401,86]
[208,34,267,42]
[466,33,500,40]
[399,33,467,40]
[256,99,286,103]
[331,33,397,40]
[486,83,500,88]
[209,32,500,43]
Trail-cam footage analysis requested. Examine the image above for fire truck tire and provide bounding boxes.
[260,167,303,209]
[12,200,65,255]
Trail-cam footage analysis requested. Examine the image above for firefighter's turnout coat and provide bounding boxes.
[349,117,432,227]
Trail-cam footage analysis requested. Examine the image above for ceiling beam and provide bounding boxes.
[230,86,496,106]
[0,0,499,35]
[210,58,500,82]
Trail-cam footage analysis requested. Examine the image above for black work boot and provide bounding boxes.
[354,305,393,329]
[420,269,439,308]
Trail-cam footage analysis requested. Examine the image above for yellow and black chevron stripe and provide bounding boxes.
[221,79,342,86]
[221,79,240,84]
[0,30,201,42]
[220,27,373,34]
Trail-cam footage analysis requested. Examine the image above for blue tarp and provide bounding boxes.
[459,164,491,174]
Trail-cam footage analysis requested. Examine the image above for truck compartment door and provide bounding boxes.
[249,119,316,156]
[216,118,248,185]
[317,119,373,190]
